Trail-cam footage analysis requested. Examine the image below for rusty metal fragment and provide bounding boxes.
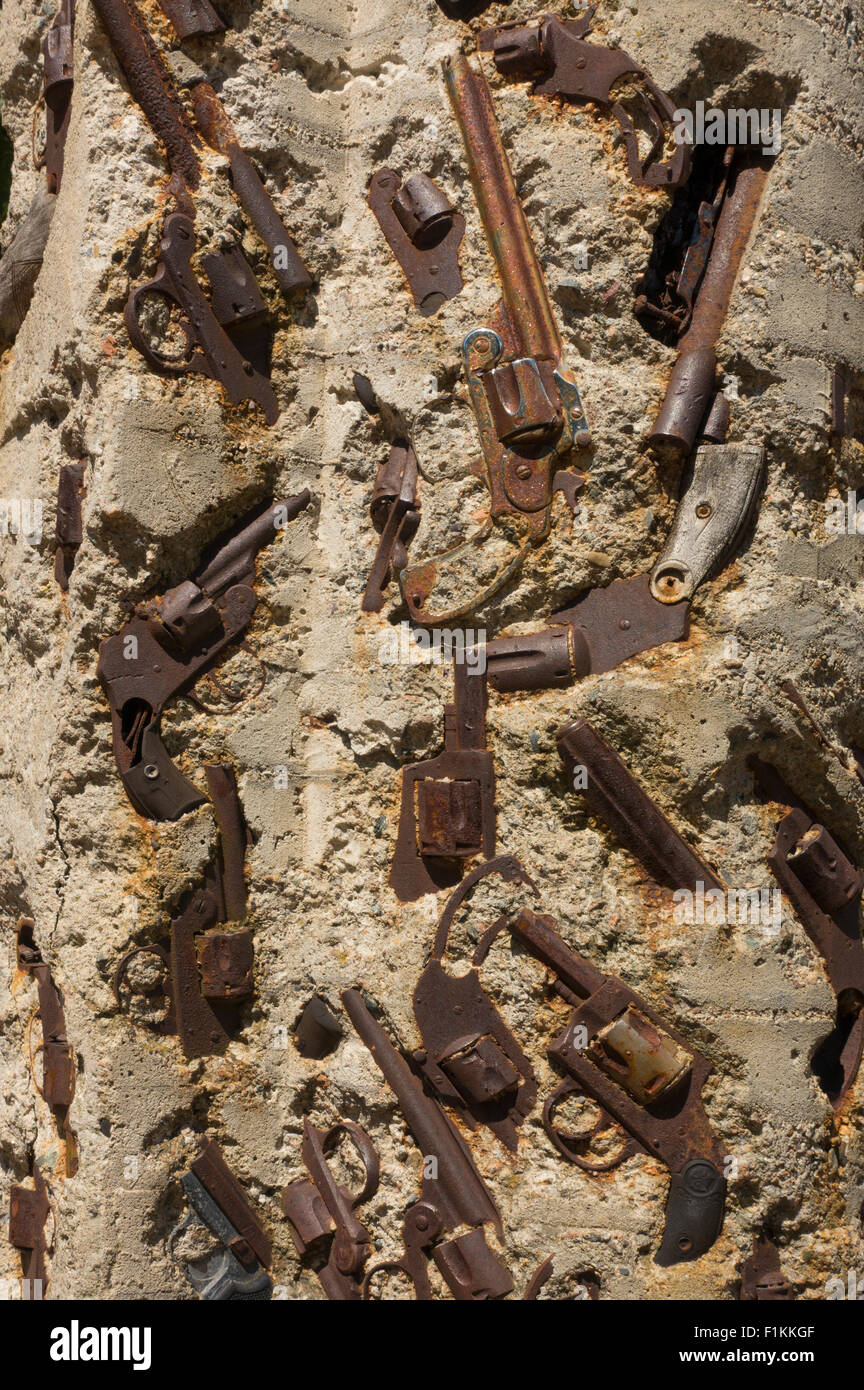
[39,0,75,194]
[156,0,223,39]
[98,491,311,821]
[9,1164,51,1295]
[282,1119,380,1300]
[367,169,465,316]
[190,81,313,297]
[558,718,725,894]
[169,1140,272,1299]
[648,155,772,455]
[390,660,495,901]
[114,762,255,1058]
[740,1234,794,1300]
[362,440,421,612]
[16,920,77,1166]
[294,996,343,1058]
[125,214,279,423]
[400,54,589,623]
[412,857,540,1150]
[53,461,87,590]
[341,988,513,1300]
[750,758,864,1105]
[478,9,691,190]
[475,904,727,1264]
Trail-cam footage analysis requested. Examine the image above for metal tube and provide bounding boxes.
[443,53,561,361]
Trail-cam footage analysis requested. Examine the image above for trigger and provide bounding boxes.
[122,725,207,821]
[553,470,586,515]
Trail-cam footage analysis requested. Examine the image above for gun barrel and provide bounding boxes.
[195,490,311,596]
[506,908,606,999]
[443,53,561,363]
[341,988,502,1236]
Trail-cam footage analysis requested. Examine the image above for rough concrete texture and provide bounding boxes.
[0,0,862,1301]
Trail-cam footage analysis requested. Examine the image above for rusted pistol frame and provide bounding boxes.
[114,763,254,1058]
[390,659,495,902]
[367,169,465,316]
[97,491,311,822]
[400,54,590,624]
[34,0,74,194]
[648,152,773,456]
[750,758,864,1106]
[478,8,690,190]
[155,0,223,40]
[558,718,725,894]
[54,461,87,591]
[9,1164,52,1296]
[282,1118,380,1300]
[16,920,77,1159]
[484,438,764,691]
[412,856,540,1151]
[361,439,421,612]
[341,988,513,1300]
[189,80,312,298]
[168,1140,272,1300]
[739,1233,794,1300]
[475,906,727,1265]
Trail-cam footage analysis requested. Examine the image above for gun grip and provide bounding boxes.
[122,724,207,821]
[655,1159,726,1266]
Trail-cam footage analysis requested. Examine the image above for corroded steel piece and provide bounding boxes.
[649,157,772,454]
[191,82,312,296]
[54,461,87,590]
[97,491,311,821]
[40,0,75,193]
[558,718,725,893]
[478,10,690,189]
[9,1165,51,1294]
[16,921,76,1113]
[400,54,589,623]
[125,214,279,423]
[390,660,495,901]
[156,0,223,39]
[750,758,864,1105]
[740,1234,794,1300]
[367,169,464,316]
[361,440,421,612]
[476,905,727,1265]
[341,988,513,1300]
[282,1119,380,1300]
[169,1140,272,1300]
[412,857,540,1150]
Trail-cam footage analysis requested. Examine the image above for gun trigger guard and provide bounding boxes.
[542,1080,640,1172]
[187,639,267,716]
[321,1121,381,1208]
[433,854,540,962]
[113,944,171,1014]
[362,1255,432,1302]
[400,524,531,625]
[124,272,200,376]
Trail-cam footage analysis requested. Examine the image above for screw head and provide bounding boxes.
[515,463,532,480]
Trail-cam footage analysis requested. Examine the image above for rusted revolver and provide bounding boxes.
[476,906,727,1264]
[97,491,311,822]
[478,8,690,190]
[168,1140,272,1300]
[361,439,421,612]
[400,54,590,623]
[341,988,513,1299]
[114,763,255,1059]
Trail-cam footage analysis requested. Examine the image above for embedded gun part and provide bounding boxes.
[294,996,343,1059]
[648,155,772,455]
[750,758,864,1106]
[478,10,690,190]
[281,1119,380,1300]
[477,905,727,1264]
[169,1140,272,1300]
[156,0,223,39]
[367,169,465,316]
[400,54,589,623]
[390,659,495,901]
[114,762,254,1058]
[361,440,421,612]
[125,214,278,423]
[38,0,75,194]
[16,921,77,1169]
[189,81,312,297]
[558,718,725,894]
[341,988,513,1300]
[9,1165,51,1296]
[739,1234,794,1300]
[97,490,311,821]
[412,856,540,1150]
[54,461,87,591]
